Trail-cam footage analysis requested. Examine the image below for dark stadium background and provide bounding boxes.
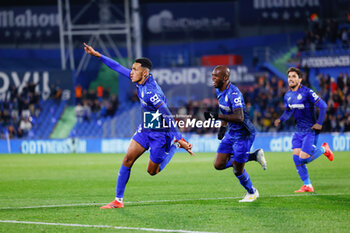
[0,0,349,153]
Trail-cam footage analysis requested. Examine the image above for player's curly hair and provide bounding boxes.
[287,67,303,79]
[135,57,152,70]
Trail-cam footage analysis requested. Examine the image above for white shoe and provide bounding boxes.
[239,189,259,202]
[256,149,267,170]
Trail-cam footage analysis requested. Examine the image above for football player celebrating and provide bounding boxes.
[84,43,193,209]
[204,65,265,202]
[274,67,333,193]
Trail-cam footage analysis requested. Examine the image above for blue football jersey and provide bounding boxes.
[284,85,321,131]
[136,74,167,112]
[216,83,256,136]
[100,55,166,112]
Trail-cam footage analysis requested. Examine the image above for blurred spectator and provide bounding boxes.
[103,87,110,100]
[7,125,16,139]
[106,94,119,117]
[297,17,349,53]
[75,103,84,123]
[83,100,91,122]
[19,116,32,135]
[75,84,83,104]
[341,28,349,48]
[97,84,104,102]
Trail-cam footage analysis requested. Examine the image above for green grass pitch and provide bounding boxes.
[0,152,349,233]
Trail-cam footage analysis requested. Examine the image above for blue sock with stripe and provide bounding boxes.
[236,169,255,194]
[300,146,325,164]
[116,165,131,199]
[293,155,311,185]
[160,145,177,171]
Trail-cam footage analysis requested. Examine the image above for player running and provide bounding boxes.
[274,67,333,193]
[204,65,266,202]
[83,43,193,209]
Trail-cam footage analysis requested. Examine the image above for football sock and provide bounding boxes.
[293,155,311,185]
[115,164,131,199]
[300,146,325,164]
[160,144,177,171]
[236,169,255,194]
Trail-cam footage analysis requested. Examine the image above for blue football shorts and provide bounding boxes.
[132,127,173,164]
[292,131,319,155]
[217,132,255,163]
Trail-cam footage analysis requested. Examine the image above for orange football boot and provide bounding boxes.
[294,185,314,193]
[322,142,334,161]
[100,200,124,209]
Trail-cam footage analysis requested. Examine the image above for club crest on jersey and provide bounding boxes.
[297,94,302,100]
[225,95,228,102]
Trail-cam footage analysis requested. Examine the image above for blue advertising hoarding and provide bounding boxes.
[0,133,349,154]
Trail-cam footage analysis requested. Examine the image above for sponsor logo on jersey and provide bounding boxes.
[288,103,305,109]
[140,98,148,106]
[219,104,232,112]
[233,97,242,106]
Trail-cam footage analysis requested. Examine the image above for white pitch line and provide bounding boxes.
[0,220,216,233]
[0,193,347,210]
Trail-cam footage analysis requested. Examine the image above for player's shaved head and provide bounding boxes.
[212,65,231,91]
[214,65,230,78]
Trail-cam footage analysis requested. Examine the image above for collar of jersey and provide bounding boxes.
[217,82,231,98]
[291,84,302,92]
[140,74,150,86]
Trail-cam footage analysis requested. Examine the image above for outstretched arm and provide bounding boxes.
[83,43,131,78]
